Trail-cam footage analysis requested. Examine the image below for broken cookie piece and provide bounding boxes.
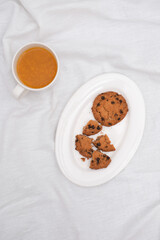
[75,134,93,159]
[83,120,102,136]
[90,150,111,170]
[93,134,115,152]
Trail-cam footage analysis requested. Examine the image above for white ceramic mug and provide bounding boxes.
[12,42,59,98]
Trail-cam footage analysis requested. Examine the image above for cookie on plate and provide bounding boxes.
[83,120,102,136]
[90,150,111,170]
[92,91,128,126]
[93,134,115,152]
[75,134,93,159]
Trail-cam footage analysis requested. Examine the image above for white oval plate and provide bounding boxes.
[55,73,145,187]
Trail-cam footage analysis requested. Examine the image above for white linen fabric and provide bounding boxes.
[0,0,160,239]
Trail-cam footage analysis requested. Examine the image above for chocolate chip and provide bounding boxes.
[101,117,104,121]
[116,97,119,100]
[97,126,101,130]
[97,143,101,146]
[114,113,118,116]
[91,125,95,129]
[103,154,106,157]
[118,117,121,120]
[97,103,100,107]
[108,123,112,126]
[76,139,78,142]
[106,99,108,101]
[87,152,92,155]
[107,156,110,160]
[105,145,108,148]
[120,110,123,114]
[88,124,92,129]
[119,100,122,103]
[96,157,100,164]
[101,96,105,100]
[111,101,115,104]
[91,160,94,163]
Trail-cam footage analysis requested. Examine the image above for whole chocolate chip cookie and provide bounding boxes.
[90,150,111,170]
[93,134,115,152]
[75,134,93,159]
[92,91,128,126]
[83,120,102,136]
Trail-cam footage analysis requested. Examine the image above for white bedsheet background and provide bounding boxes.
[0,0,160,239]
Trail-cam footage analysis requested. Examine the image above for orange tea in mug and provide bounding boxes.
[16,47,58,89]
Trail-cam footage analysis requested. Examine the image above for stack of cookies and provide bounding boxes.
[75,91,128,170]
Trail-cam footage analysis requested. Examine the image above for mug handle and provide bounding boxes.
[13,84,27,98]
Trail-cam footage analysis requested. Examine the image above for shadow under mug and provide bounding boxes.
[12,42,59,98]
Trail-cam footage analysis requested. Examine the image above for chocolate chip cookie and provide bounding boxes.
[93,134,115,152]
[83,120,102,136]
[92,91,128,126]
[90,150,111,170]
[75,134,93,159]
